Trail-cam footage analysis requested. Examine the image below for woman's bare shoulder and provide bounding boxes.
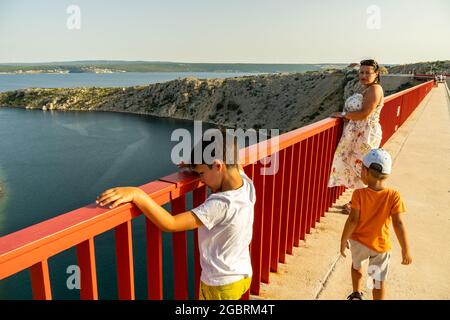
[368,84,383,93]
[364,84,383,98]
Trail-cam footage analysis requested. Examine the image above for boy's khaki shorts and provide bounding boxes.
[349,239,390,282]
[199,277,251,300]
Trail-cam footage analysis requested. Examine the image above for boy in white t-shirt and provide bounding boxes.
[96,128,256,300]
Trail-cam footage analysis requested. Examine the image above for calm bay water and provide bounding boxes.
[0,71,260,92]
[0,72,252,299]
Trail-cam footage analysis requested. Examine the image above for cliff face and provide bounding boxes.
[0,72,351,132]
[0,71,409,133]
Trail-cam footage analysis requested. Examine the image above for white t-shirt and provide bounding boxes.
[191,170,256,286]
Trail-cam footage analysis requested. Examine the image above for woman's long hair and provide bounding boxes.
[360,59,381,84]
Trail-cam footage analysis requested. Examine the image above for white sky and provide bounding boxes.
[0,0,449,64]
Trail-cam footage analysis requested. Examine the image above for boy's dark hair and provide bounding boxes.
[189,127,239,169]
[366,163,389,180]
[360,59,381,84]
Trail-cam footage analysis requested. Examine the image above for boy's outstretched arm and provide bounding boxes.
[392,213,412,265]
[340,208,360,257]
[96,187,203,232]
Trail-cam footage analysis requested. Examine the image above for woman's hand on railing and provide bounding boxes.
[330,112,344,118]
[331,112,349,122]
[96,187,143,209]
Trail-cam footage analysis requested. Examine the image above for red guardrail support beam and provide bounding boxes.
[29,260,52,300]
[115,221,135,300]
[270,150,285,272]
[171,195,189,300]
[76,238,98,300]
[250,161,265,295]
[278,146,293,263]
[192,185,207,300]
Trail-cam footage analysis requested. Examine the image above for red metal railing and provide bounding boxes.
[379,80,433,145]
[0,80,434,299]
[414,74,450,78]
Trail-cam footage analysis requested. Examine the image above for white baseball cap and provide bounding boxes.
[362,148,392,174]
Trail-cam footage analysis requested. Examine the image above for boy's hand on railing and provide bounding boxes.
[96,187,140,209]
[340,240,350,257]
[177,161,192,172]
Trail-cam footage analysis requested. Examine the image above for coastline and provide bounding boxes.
[0,71,353,132]
[0,71,419,133]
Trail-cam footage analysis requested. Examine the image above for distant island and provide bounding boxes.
[1,60,448,75]
[0,61,347,74]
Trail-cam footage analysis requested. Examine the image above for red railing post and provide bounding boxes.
[192,185,207,300]
[401,91,410,126]
[308,135,320,232]
[76,238,98,300]
[261,153,276,284]
[115,221,135,300]
[300,138,313,240]
[326,127,335,210]
[241,164,254,300]
[270,151,285,272]
[329,127,338,206]
[279,146,293,263]
[321,129,331,218]
[395,95,404,141]
[286,143,300,253]
[322,128,333,216]
[29,260,52,300]
[314,132,326,223]
[250,161,265,295]
[146,219,163,300]
[318,130,327,218]
[171,195,188,300]
[294,142,306,245]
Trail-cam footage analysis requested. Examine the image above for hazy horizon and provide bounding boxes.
[0,59,422,66]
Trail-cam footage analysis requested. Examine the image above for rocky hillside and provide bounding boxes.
[388,60,450,74]
[0,71,411,133]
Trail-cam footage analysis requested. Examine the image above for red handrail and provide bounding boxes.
[0,80,434,299]
[380,80,433,145]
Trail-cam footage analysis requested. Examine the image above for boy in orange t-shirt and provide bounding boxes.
[340,148,412,300]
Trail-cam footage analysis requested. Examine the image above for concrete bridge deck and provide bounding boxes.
[257,83,450,300]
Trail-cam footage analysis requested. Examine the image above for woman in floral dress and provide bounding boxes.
[328,59,384,213]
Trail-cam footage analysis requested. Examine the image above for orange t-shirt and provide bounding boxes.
[350,188,406,253]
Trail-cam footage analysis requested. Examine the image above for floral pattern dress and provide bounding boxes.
[328,92,383,189]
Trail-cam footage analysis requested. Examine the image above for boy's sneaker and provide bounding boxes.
[347,292,364,300]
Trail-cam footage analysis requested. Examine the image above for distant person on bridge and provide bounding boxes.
[96,128,256,300]
[328,59,385,214]
[340,149,412,300]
